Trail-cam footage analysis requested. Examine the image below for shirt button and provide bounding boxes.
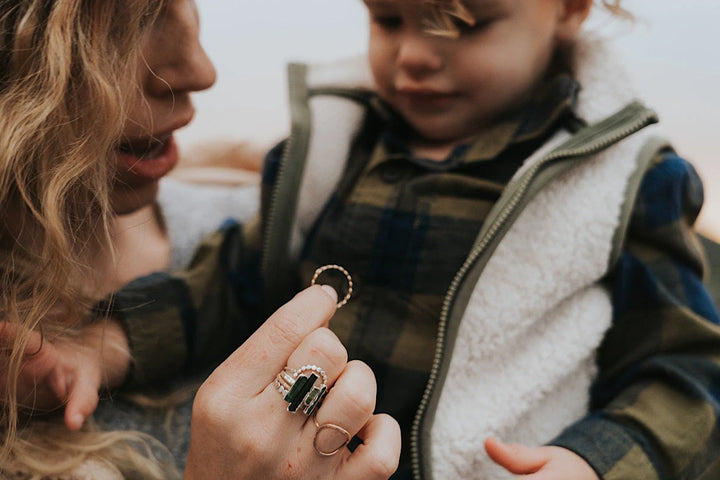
[381,165,403,183]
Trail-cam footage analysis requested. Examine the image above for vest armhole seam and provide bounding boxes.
[608,136,672,270]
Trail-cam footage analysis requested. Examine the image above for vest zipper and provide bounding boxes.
[261,130,294,280]
[261,64,312,308]
[261,77,372,303]
[410,105,657,480]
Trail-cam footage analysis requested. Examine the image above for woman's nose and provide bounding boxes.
[396,33,444,77]
[143,2,217,96]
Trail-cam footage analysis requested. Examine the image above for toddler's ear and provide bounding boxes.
[555,0,593,42]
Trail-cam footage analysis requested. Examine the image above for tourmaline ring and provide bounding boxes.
[275,364,327,415]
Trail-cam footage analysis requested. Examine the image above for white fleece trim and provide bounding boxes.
[291,56,376,248]
[290,96,366,257]
[429,35,657,478]
[305,55,374,90]
[429,126,658,478]
[573,36,639,123]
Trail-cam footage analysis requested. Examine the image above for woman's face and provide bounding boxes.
[111,0,216,215]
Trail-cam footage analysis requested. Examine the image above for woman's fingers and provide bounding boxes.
[213,285,338,394]
[339,413,401,480]
[300,360,399,479]
[268,327,347,416]
[284,328,348,388]
[188,286,402,479]
[187,287,348,479]
[309,360,376,451]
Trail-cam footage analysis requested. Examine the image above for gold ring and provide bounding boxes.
[311,264,353,308]
[313,413,351,456]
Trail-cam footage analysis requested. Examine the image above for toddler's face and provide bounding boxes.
[365,0,576,146]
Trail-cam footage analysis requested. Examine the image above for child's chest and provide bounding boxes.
[298,156,515,399]
[305,157,511,296]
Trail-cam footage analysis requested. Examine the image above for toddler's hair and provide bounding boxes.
[600,0,630,18]
[421,0,475,38]
[422,0,630,38]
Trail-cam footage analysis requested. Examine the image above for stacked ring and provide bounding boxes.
[274,364,328,415]
[313,413,351,456]
[311,264,353,308]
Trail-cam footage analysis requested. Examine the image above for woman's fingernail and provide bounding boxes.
[320,285,338,302]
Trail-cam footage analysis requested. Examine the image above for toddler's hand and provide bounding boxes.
[485,437,599,480]
[1,320,129,431]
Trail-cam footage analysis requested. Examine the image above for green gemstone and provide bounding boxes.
[284,375,308,404]
[304,387,321,406]
[304,385,326,415]
[288,373,317,412]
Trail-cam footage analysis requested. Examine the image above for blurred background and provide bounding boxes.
[178,0,720,237]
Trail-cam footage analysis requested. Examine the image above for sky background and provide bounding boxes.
[179,0,720,236]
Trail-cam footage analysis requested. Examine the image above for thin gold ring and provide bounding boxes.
[313,413,351,456]
[311,264,353,308]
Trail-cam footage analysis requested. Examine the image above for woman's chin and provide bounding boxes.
[110,181,159,216]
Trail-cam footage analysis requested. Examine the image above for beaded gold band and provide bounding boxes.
[274,364,327,415]
[313,412,351,456]
[311,264,353,308]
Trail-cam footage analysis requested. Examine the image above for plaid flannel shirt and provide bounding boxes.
[110,76,720,479]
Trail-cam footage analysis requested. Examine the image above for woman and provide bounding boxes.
[0,0,400,478]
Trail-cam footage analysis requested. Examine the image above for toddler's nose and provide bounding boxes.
[396,34,444,76]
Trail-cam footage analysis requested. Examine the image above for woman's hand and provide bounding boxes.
[485,437,600,480]
[0,320,130,430]
[185,285,401,479]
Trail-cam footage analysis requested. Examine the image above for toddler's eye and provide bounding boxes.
[453,17,492,35]
[373,15,402,29]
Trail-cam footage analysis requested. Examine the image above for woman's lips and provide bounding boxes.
[117,135,168,158]
[114,135,179,185]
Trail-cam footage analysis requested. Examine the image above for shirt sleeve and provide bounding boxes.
[107,142,286,388]
[550,150,720,479]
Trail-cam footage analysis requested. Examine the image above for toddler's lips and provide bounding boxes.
[114,135,179,184]
[398,89,459,109]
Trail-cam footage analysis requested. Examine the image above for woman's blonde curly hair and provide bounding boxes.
[0,0,178,478]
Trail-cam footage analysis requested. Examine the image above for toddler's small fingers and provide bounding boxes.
[65,411,85,431]
[0,322,43,355]
[48,369,68,402]
[484,437,548,475]
[64,378,99,431]
[516,473,557,480]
